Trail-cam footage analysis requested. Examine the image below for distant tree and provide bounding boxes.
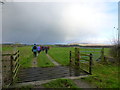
[109,27,119,63]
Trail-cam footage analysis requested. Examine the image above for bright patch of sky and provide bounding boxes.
[1,0,119,44]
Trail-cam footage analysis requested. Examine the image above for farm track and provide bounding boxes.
[32,57,38,67]
[46,54,60,66]
[17,49,96,88]
[12,75,90,88]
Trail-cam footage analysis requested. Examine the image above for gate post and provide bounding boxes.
[89,53,92,75]
[69,51,72,64]
[77,50,80,67]
[10,55,13,84]
[101,48,105,62]
[75,48,80,67]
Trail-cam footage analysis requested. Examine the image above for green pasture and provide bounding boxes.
[2,46,34,68]
[2,46,55,68]
[2,46,110,67]
[80,48,110,61]
[3,46,34,68]
[18,46,33,68]
[81,63,119,88]
[2,45,118,88]
[48,47,75,65]
[48,47,110,66]
[2,46,14,52]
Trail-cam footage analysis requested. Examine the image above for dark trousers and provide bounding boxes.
[38,50,41,53]
[45,49,48,54]
[34,52,37,57]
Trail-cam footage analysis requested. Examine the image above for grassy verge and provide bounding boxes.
[80,63,119,88]
[2,46,14,52]
[37,51,55,67]
[18,46,33,68]
[42,78,79,88]
[12,85,33,90]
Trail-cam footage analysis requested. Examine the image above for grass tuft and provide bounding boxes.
[42,78,79,88]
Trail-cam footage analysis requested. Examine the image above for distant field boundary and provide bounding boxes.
[56,45,113,48]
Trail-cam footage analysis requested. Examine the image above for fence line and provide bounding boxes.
[80,51,102,52]
[79,47,106,62]
[69,48,93,75]
[79,47,102,49]
[69,47,108,75]
[2,50,20,87]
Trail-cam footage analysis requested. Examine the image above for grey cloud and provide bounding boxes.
[3,2,67,44]
[2,2,116,44]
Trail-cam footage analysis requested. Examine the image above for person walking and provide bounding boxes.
[45,46,49,54]
[32,44,38,57]
[41,46,44,51]
[37,46,41,54]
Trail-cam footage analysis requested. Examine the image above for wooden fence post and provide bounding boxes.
[75,48,79,67]
[77,51,80,67]
[75,48,77,66]
[70,51,72,64]
[10,55,13,84]
[101,48,105,62]
[89,53,92,75]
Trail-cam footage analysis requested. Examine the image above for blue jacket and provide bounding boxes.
[32,46,37,52]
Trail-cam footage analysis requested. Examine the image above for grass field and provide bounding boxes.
[2,46,111,67]
[48,47,74,65]
[48,47,110,66]
[37,51,55,67]
[81,63,119,88]
[18,46,33,68]
[80,48,110,60]
[2,46,14,52]
[47,46,119,88]
[2,45,118,88]
[2,46,55,68]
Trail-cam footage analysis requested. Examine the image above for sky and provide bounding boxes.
[1,0,119,45]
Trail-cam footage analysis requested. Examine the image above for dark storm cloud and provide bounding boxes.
[2,2,67,44]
